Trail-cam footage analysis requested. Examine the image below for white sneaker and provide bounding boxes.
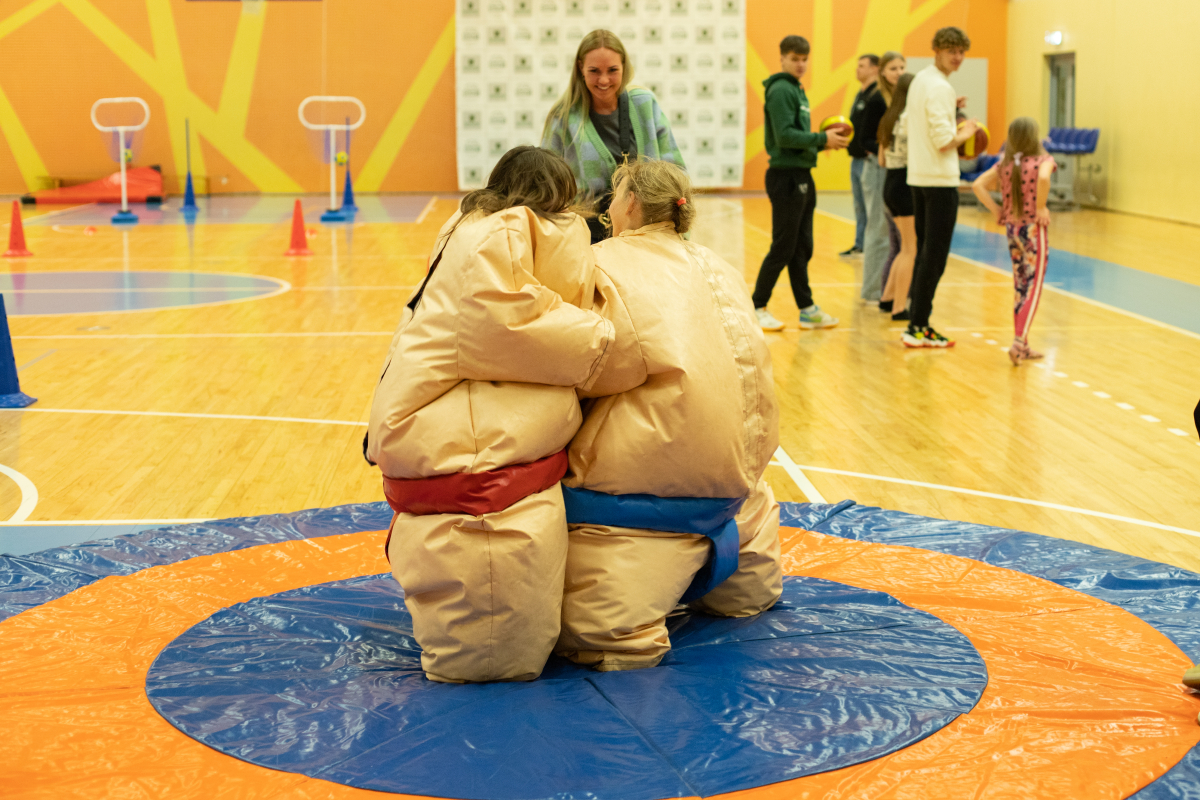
[798,305,839,329]
[755,307,785,331]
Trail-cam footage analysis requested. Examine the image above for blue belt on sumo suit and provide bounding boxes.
[561,487,743,602]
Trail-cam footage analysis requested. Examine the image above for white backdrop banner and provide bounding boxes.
[455,0,747,190]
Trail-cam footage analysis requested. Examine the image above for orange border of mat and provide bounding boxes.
[1,527,1197,798]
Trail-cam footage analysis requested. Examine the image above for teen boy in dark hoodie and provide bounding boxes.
[751,35,849,332]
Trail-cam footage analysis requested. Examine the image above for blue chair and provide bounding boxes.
[1044,128,1101,205]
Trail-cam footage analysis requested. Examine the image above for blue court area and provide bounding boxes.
[147,573,986,799]
[0,271,285,315]
[2,501,1197,798]
[24,195,434,226]
[816,193,1200,335]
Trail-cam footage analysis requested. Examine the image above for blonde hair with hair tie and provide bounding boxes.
[612,159,695,234]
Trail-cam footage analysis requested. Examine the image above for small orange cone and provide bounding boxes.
[4,201,32,257]
[285,199,312,256]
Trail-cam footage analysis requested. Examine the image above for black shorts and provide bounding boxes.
[884,168,914,218]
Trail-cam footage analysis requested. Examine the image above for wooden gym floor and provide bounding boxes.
[1,193,1197,573]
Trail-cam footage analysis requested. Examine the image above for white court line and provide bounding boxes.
[18,203,99,224]
[13,332,393,340]
[2,287,287,294]
[415,196,438,225]
[7,408,366,426]
[770,447,827,504]
[293,285,416,291]
[0,463,39,523]
[0,518,209,527]
[789,462,1200,540]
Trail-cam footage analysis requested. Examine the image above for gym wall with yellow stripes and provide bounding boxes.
[0,0,1003,197]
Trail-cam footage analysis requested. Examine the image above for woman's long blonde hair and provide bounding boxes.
[1000,117,1044,218]
[542,30,633,140]
[876,51,905,105]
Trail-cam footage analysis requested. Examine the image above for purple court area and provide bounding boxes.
[24,195,435,226]
[0,271,285,315]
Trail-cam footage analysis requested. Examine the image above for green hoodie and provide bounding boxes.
[763,72,828,169]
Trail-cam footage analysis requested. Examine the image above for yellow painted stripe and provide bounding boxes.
[357,14,455,192]
[218,3,267,132]
[746,41,771,104]
[146,0,207,191]
[61,0,300,192]
[0,80,48,190]
[0,0,57,41]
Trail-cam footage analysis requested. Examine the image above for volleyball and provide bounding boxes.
[335,151,349,166]
[819,115,854,139]
[958,121,990,157]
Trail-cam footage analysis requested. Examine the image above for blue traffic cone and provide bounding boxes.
[341,166,357,212]
[0,296,36,408]
[182,171,198,212]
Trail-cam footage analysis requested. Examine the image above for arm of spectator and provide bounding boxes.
[1035,158,1055,227]
[767,85,828,151]
[928,84,960,151]
[651,94,687,171]
[971,165,1002,224]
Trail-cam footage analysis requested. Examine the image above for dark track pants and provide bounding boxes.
[752,167,816,310]
[910,186,958,329]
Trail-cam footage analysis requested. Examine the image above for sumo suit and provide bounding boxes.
[367,207,614,683]
[556,221,784,671]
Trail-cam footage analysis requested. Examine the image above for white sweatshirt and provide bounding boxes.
[906,65,959,187]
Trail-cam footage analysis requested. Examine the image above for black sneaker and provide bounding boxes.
[891,309,910,321]
[878,300,893,313]
[838,246,862,257]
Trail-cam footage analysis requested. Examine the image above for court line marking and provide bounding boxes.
[0,518,210,527]
[2,271,292,317]
[784,462,1200,540]
[13,332,394,340]
[18,203,99,224]
[293,285,416,291]
[17,349,55,370]
[8,408,366,426]
[770,447,827,504]
[0,463,39,523]
[2,287,287,295]
[415,196,438,225]
[813,207,1200,342]
[11,409,1191,534]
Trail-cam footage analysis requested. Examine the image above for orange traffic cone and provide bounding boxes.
[285,199,312,256]
[4,201,32,257]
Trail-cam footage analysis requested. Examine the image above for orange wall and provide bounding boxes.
[0,0,1004,196]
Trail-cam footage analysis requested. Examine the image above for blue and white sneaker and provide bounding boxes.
[798,305,838,329]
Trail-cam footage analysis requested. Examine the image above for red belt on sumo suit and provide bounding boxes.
[380,450,569,560]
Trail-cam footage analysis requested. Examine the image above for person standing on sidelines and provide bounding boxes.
[752,35,849,332]
[840,55,879,258]
[850,55,890,302]
[903,26,979,348]
[878,70,917,322]
[542,29,684,244]
[971,117,1056,365]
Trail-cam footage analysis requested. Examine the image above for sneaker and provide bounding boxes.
[891,310,910,322]
[901,326,955,348]
[838,246,863,258]
[799,305,839,329]
[755,307,785,331]
[878,300,894,313]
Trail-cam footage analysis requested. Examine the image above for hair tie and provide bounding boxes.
[676,197,687,207]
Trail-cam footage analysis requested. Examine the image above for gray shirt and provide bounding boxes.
[589,108,633,165]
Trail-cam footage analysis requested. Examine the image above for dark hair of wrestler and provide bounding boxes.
[459,145,579,221]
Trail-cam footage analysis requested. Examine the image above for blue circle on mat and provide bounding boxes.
[0,271,284,315]
[146,575,987,800]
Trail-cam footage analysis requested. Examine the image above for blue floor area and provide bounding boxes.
[0,270,284,315]
[0,523,167,555]
[24,194,434,226]
[816,192,1200,335]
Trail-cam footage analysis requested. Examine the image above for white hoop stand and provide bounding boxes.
[299,96,365,222]
[91,97,150,224]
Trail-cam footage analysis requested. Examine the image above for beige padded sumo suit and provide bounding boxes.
[367,207,614,683]
[557,221,784,671]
